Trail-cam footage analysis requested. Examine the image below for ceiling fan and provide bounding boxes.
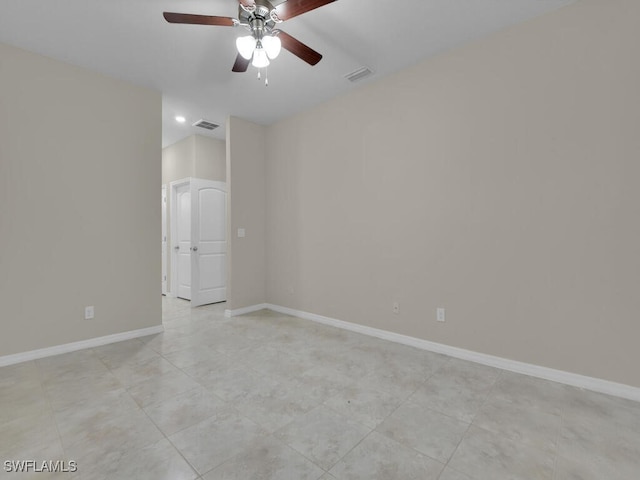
[163,0,337,75]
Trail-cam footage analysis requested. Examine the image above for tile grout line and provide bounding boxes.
[440,368,506,476]
[93,318,211,479]
[138,403,201,480]
[11,297,632,479]
[140,310,228,479]
[154,304,328,478]
[33,359,69,468]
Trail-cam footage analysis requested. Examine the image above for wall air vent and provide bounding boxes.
[345,67,373,83]
[192,119,219,131]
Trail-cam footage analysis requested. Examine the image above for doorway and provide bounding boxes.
[170,177,227,307]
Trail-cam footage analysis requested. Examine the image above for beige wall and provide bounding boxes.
[194,135,226,182]
[162,134,226,185]
[162,136,194,186]
[0,43,162,356]
[226,117,266,310]
[265,0,640,387]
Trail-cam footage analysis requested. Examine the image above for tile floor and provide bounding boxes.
[1,297,640,479]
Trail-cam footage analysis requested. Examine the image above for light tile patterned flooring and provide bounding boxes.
[1,297,640,479]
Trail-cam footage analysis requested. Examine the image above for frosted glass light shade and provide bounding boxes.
[252,47,270,68]
[262,35,281,59]
[236,36,256,60]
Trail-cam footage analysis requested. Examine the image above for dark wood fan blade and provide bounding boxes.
[232,53,251,72]
[274,0,337,21]
[277,30,322,65]
[163,12,236,27]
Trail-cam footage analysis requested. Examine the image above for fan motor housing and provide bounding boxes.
[239,0,278,37]
[239,0,273,21]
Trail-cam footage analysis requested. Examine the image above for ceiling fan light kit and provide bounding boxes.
[252,47,270,68]
[163,0,336,84]
[236,36,257,59]
[262,35,282,59]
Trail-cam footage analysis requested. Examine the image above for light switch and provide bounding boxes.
[237,228,246,238]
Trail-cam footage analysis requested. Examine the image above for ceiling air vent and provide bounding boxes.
[345,67,373,83]
[192,119,219,131]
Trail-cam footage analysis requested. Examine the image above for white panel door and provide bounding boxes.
[161,185,168,295]
[176,184,192,300]
[190,179,226,307]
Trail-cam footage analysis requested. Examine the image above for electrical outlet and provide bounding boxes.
[393,302,400,314]
[437,307,445,322]
[85,306,95,320]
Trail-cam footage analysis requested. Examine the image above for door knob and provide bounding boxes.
[192,246,198,252]
[174,246,179,251]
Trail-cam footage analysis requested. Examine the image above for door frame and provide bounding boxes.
[169,178,192,299]
[161,184,167,295]
[169,177,227,305]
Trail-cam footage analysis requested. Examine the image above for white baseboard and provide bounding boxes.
[264,303,640,403]
[0,325,165,368]
[224,303,269,318]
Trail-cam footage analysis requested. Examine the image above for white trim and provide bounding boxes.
[224,303,269,318]
[0,325,165,368]
[265,304,640,403]
[169,178,191,299]
[161,184,168,296]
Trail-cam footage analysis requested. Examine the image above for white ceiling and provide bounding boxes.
[0,0,576,147]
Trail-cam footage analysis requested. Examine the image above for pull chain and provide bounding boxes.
[255,68,269,86]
